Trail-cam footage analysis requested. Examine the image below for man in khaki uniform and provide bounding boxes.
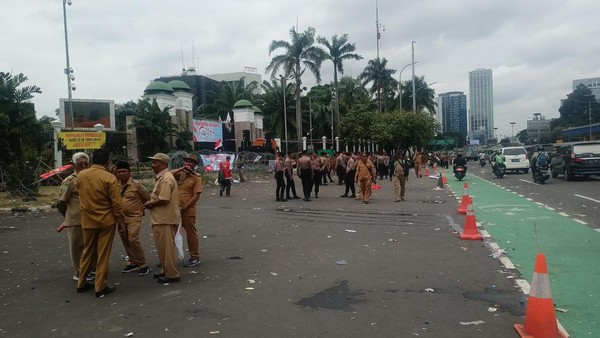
[57,152,95,281]
[115,161,151,276]
[170,153,202,268]
[144,153,181,284]
[393,153,407,202]
[76,149,124,298]
[355,153,376,204]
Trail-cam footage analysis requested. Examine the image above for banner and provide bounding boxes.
[193,120,223,143]
[200,154,236,172]
[58,132,106,150]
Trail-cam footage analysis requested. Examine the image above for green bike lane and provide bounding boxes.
[446,174,600,337]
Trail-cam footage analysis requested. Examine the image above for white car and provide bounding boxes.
[501,147,530,173]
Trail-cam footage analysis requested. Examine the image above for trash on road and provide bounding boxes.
[345,229,356,233]
[424,288,434,293]
[487,307,498,313]
[335,260,348,265]
[227,256,243,260]
[459,320,485,325]
[555,307,569,313]
[388,238,397,242]
[269,272,278,276]
[124,333,134,337]
[492,249,507,258]
[248,279,256,284]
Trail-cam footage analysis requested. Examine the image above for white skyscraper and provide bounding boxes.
[468,69,494,144]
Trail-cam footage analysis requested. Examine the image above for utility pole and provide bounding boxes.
[411,41,416,113]
[375,0,383,113]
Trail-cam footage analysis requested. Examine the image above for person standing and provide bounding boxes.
[76,149,124,297]
[115,161,151,276]
[284,152,300,200]
[144,153,181,284]
[321,153,332,185]
[274,152,287,201]
[219,156,233,196]
[355,153,376,204]
[170,153,203,268]
[57,152,95,282]
[413,151,423,178]
[335,152,346,185]
[296,150,313,201]
[393,154,407,202]
[340,152,356,198]
[310,151,322,198]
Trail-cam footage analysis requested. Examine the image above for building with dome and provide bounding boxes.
[232,99,264,151]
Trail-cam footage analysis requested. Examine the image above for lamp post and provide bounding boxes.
[62,0,76,130]
[308,96,313,147]
[408,81,437,112]
[279,75,288,153]
[411,40,416,113]
[51,119,63,167]
[398,61,418,112]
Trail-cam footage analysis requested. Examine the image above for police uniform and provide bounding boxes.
[119,177,151,269]
[175,170,202,262]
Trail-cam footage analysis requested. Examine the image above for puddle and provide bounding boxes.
[296,280,366,312]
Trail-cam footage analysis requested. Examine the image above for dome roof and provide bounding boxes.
[251,106,263,113]
[233,99,254,108]
[144,81,174,94]
[167,80,191,92]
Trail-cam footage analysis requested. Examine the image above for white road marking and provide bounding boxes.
[595,229,600,233]
[574,194,600,204]
[559,212,569,217]
[545,206,556,211]
[573,219,588,225]
[519,179,537,184]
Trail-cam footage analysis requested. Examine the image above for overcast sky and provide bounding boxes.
[2,0,599,138]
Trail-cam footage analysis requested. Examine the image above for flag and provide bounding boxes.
[214,139,222,150]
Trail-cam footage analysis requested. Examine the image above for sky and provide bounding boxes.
[2,0,599,139]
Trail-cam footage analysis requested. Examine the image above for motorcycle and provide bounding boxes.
[454,165,466,181]
[479,158,486,167]
[532,165,550,184]
[492,163,506,178]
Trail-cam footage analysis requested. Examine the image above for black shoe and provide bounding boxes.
[219,189,223,196]
[281,199,288,202]
[303,198,311,201]
[95,286,116,298]
[76,283,94,293]
[121,264,139,273]
[323,183,328,186]
[293,196,301,199]
[349,195,356,198]
[157,276,181,283]
[276,198,280,201]
[138,267,149,276]
[340,194,348,197]
[153,272,165,279]
[314,194,318,198]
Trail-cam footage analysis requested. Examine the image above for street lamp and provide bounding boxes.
[51,119,63,167]
[62,0,76,130]
[411,41,416,113]
[408,81,437,112]
[571,95,594,141]
[398,61,418,112]
[279,75,289,153]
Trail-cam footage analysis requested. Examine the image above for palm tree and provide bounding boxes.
[401,76,436,114]
[257,79,295,141]
[358,58,398,113]
[266,26,326,148]
[128,98,177,157]
[316,34,363,135]
[195,77,259,120]
[338,76,371,115]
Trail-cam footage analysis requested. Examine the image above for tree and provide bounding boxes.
[128,98,177,157]
[304,85,334,142]
[195,77,258,120]
[257,79,296,141]
[338,76,371,116]
[370,110,439,150]
[358,58,398,113]
[317,34,363,135]
[400,76,437,114]
[554,84,599,128]
[266,26,326,148]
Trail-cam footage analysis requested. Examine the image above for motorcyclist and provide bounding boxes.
[453,153,468,173]
[530,146,548,174]
[492,150,505,172]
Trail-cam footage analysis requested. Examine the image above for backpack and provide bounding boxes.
[537,152,547,167]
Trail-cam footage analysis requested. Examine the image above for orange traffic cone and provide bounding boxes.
[459,202,483,240]
[456,183,470,214]
[514,253,567,338]
[433,163,438,174]
[424,166,430,177]
[442,169,448,185]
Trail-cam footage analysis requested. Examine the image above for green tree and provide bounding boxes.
[401,76,437,114]
[128,98,177,157]
[266,26,326,147]
[196,77,258,120]
[358,58,398,113]
[370,110,439,150]
[257,79,296,142]
[304,85,334,142]
[339,106,374,143]
[554,84,599,128]
[316,34,363,134]
[338,76,371,117]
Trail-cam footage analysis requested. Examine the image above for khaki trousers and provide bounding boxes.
[118,216,147,268]
[152,224,180,278]
[181,215,200,260]
[67,225,84,276]
[394,175,406,200]
[78,225,116,292]
[414,163,421,177]
[359,178,372,202]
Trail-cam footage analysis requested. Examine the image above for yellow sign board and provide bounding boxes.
[58,132,106,150]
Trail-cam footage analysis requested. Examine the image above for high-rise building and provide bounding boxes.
[572,77,600,101]
[437,92,467,138]
[468,68,494,144]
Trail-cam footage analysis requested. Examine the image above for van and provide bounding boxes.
[550,141,600,180]
[500,146,530,173]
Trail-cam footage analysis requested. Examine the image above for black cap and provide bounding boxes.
[115,161,130,170]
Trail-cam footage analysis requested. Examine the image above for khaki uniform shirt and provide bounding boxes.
[356,160,375,180]
[77,164,124,229]
[175,171,202,217]
[120,178,150,219]
[150,169,180,225]
[58,173,81,227]
[394,159,405,177]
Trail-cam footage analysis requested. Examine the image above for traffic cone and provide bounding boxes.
[456,183,470,214]
[424,166,430,177]
[435,174,444,189]
[514,253,567,338]
[459,202,483,240]
[442,169,448,185]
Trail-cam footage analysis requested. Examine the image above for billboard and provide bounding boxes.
[59,98,115,130]
[58,131,106,150]
[193,119,223,143]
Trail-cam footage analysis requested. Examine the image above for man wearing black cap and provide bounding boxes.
[115,161,151,275]
[170,153,203,267]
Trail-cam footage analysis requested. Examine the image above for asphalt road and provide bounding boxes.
[1,175,528,337]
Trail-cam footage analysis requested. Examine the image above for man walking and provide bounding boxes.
[274,152,287,201]
[311,151,322,198]
[170,153,203,268]
[355,153,376,204]
[115,161,151,276]
[144,153,181,284]
[393,154,407,202]
[296,150,312,201]
[76,149,124,298]
[284,152,300,200]
[219,156,233,196]
[340,152,356,198]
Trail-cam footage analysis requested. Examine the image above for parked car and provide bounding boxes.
[500,146,530,173]
[550,141,600,180]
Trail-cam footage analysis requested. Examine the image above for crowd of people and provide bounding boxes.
[58,149,217,297]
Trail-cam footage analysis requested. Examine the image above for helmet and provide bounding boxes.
[537,146,544,152]
[495,150,501,155]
